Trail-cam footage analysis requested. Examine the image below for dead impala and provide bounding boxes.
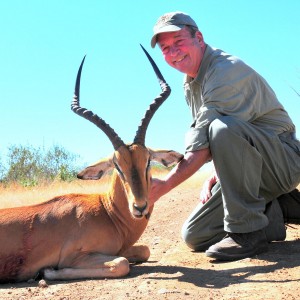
[0,46,183,283]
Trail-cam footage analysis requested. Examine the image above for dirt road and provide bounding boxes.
[0,180,299,299]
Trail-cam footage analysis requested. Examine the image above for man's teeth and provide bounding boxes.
[175,56,185,63]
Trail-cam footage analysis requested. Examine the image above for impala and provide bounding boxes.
[0,46,183,283]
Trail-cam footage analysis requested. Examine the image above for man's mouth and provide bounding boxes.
[173,55,186,64]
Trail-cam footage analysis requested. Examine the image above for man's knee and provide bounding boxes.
[181,222,206,251]
[209,117,250,154]
[209,116,242,141]
[181,221,225,251]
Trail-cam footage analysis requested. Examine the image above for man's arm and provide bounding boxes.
[149,148,211,205]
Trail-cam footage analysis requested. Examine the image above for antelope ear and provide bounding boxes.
[77,156,114,180]
[149,149,184,168]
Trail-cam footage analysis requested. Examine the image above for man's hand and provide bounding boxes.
[149,148,212,207]
[149,178,168,206]
[199,170,218,204]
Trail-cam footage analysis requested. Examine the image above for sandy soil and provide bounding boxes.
[0,179,299,300]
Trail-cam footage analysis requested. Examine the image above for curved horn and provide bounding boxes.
[71,56,125,150]
[134,45,171,145]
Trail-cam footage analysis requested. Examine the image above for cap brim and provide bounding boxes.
[151,24,184,48]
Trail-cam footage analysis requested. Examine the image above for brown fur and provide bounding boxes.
[0,145,182,282]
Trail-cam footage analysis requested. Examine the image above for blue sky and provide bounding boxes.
[1,1,299,168]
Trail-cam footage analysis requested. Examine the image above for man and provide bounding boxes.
[149,11,300,261]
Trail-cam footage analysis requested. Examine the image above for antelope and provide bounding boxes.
[0,46,183,283]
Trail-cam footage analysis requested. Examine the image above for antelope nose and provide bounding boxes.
[133,203,148,214]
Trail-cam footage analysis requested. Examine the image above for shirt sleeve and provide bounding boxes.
[185,107,222,151]
[185,65,250,152]
[184,47,295,153]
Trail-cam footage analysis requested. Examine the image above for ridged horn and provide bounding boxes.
[134,45,171,145]
[71,56,125,150]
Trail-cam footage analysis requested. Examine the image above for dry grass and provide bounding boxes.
[0,170,210,210]
[0,177,111,209]
[1,168,296,210]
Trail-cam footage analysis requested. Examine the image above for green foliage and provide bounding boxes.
[1,144,81,187]
[0,157,6,182]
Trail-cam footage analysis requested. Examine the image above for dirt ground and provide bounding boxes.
[0,179,300,300]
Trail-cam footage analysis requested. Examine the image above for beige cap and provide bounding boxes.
[151,11,198,48]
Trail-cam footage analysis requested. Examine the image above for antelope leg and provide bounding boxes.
[119,244,150,263]
[43,255,130,280]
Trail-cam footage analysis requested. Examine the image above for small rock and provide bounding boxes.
[158,288,169,294]
[38,279,48,288]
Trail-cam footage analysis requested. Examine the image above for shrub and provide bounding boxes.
[1,144,81,187]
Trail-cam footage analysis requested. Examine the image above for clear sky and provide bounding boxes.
[1,1,299,168]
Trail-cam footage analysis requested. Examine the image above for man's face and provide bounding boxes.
[157,27,205,78]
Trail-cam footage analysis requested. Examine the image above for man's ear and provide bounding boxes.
[77,156,114,180]
[195,30,203,41]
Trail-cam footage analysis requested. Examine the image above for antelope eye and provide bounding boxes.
[113,160,125,180]
[145,159,151,178]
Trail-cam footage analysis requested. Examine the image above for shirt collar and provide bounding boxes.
[184,44,214,84]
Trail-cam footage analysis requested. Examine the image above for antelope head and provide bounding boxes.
[71,45,183,219]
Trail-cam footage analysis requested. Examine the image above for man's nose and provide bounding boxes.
[170,45,179,56]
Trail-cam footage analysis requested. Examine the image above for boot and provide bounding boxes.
[205,229,268,261]
[277,189,300,224]
[264,199,286,242]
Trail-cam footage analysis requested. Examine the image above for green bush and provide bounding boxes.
[1,144,81,187]
[0,157,6,182]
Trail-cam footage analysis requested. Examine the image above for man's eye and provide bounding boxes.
[176,40,184,46]
[162,47,169,54]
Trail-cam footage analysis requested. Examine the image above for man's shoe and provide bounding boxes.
[264,199,286,241]
[205,229,268,261]
[277,189,300,224]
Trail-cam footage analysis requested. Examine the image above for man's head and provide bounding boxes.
[151,12,198,48]
[151,12,206,78]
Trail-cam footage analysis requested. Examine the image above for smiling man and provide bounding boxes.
[149,11,300,261]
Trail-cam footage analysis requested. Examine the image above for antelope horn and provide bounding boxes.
[71,56,125,150]
[134,45,171,145]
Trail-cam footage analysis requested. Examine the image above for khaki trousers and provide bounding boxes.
[182,116,300,251]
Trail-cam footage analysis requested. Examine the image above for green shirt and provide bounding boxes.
[184,45,295,152]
